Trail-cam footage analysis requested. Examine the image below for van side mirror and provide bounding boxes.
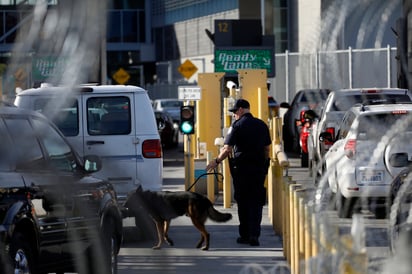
[319,132,333,143]
[84,155,102,173]
[389,153,410,167]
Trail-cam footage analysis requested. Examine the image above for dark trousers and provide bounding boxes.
[233,171,267,239]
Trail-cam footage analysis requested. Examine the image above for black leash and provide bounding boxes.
[186,171,224,192]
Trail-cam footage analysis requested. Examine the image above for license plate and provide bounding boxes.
[359,170,384,184]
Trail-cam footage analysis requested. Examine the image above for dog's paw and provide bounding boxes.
[152,245,162,250]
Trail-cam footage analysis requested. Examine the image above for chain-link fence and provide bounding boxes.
[272,46,398,103]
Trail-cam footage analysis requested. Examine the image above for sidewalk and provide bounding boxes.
[118,151,290,274]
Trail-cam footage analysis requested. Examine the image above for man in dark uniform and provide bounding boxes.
[206,99,271,246]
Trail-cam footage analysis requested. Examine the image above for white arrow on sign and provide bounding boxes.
[178,86,202,100]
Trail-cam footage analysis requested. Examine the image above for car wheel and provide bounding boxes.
[308,158,313,177]
[81,217,119,274]
[10,232,34,274]
[172,131,179,147]
[374,207,387,219]
[301,151,308,167]
[389,178,412,252]
[292,135,300,154]
[282,125,293,152]
[336,189,354,218]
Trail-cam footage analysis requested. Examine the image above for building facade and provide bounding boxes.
[0,0,404,99]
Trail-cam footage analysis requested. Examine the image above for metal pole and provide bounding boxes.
[387,45,391,88]
[315,50,320,88]
[285,50,289,101]
[348,46,353,89]
[187,135,191,188]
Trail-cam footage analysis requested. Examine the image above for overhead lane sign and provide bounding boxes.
[214,47,275,77]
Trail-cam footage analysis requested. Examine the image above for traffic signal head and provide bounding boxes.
[179,105,195,134]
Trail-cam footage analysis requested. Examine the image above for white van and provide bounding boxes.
[14,84,163,204]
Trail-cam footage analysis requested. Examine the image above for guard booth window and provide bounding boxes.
[87,96,131,135]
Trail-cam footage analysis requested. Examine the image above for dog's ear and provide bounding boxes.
[136,185,143,192]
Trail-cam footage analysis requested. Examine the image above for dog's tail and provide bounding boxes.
[207,206,232,222]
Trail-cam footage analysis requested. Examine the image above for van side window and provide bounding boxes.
[87,96,131,135]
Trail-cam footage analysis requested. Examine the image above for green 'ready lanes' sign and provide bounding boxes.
[214,47,275,77]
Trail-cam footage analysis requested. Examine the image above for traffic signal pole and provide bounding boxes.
[181,101,196,191]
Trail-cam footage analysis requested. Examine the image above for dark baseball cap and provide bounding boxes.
[229,99,250,112]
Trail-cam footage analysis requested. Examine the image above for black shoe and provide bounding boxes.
[249,237,260,246]
[236,237,249,244]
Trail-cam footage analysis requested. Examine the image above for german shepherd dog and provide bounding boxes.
[125,186,232,250]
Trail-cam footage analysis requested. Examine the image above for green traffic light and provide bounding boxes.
[180,121,194,134]
[179,105,195,134]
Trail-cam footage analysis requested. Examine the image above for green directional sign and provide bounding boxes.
[214,47,275,77]
[32,56,67,82]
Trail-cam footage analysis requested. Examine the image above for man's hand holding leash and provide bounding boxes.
[206,145,231,171]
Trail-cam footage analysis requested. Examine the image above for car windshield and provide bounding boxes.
[161,100,182,108]
[332,94,411,111]
[300,90,330,103]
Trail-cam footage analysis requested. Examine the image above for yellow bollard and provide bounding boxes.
[311,210,319,257]
[298,195,306,269]
[267,158,273,223]
[273,159,284,234]
[222,97,232,209]
[304,202,313,273]
[206,151,215,202]
[339,235,368,274]
[282,176,292,262]
[289,183,301,273]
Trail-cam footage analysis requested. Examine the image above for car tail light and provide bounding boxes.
[392,110,409,114]
[300,125,310,153]
[143,139,162,158]
[344,139,356,159]
[299,110,306,124]
[324,127,335,145]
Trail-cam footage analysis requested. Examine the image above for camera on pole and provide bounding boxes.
[179,105,195,134]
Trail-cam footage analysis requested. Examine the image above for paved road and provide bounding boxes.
[117,144,290,274]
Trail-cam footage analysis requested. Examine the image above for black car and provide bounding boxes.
[280,88,330,153]
[155,110,179,148]
[0,106,123,274]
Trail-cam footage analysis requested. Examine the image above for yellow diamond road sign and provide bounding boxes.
[113,68,130,84]
[178,59,198,79]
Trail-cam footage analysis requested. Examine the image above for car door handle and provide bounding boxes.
[86,140,105,145]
